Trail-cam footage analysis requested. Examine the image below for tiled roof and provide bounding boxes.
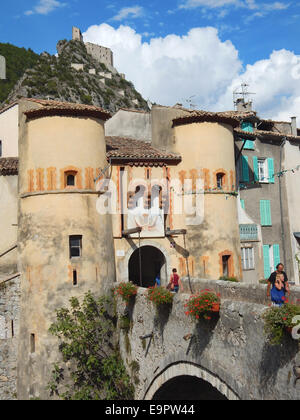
[234,128,300,142]
[0,158,18,175]
[106,136,181,165]
[23,98,111,121]
[172,110,241,128]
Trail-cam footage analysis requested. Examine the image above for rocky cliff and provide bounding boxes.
[4,40,149,112]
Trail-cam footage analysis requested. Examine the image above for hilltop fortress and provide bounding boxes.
[72,26,114,71]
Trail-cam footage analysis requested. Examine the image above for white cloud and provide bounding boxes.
[111,6,144,21]
[179,0,290,13]
[83,23,300,123]
[83,24,242,108]
[25,0,66,16]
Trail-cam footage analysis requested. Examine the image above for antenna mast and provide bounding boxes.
[233,83,256,110]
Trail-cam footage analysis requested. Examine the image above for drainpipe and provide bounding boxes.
[279,137,287,267]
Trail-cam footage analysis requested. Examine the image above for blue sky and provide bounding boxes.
[1,1,298,63]
[1,1,300,120]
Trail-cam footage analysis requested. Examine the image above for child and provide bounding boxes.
[271,273,286,307]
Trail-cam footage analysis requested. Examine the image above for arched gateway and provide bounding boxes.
[144,363,240,401]
[128,245,167,288]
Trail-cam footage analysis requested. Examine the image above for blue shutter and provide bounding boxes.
[253,156,258,182]
[260,200,272,226]
[240,199,245,209]
[268,158,275,183]
[263,245,271,279]
[273,244,281,268]
[242,156,249,182]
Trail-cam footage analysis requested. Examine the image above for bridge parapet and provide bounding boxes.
[181,278,300,306]
[117,282,300,400]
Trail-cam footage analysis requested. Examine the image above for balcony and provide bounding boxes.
[239,224,258,241]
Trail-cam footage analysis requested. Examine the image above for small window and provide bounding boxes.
[222,255,230,277]
[69,235,82,258]
[216,173,224,189]
[73,270,78,286]
[65,171,77,188]
[30,334,35,353]
[241,247,255,270]
[258,159,268,183]
[0,140,2,157]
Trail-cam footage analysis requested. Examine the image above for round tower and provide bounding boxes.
[17,99,115,399]
[171,113,242,281]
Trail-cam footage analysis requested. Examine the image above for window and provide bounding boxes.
[263,244,280,278]
[222,255,230,277]
[0,140,2,157]
[253,157,275,183]
[216,173,224,189]
[69,235,82,258]
[73,270,78,286]
[64,171,77,188]
[260,200,272,226]
[30,334,35,353]
[241,247,254,270]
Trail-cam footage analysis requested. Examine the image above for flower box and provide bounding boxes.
[185,289,221,321]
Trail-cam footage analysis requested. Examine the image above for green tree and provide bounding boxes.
[48,292,134,400]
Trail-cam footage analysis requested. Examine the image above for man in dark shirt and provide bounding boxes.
[267,263,290,300]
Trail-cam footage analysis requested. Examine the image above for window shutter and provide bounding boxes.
[260,200,272,226]
[242,156,249,182]
[268,158,275,183]
[273,244,281,268]
[253,156,258,182]
[263,245,271,279]
[242,122,255,150]
[240,199,245,209]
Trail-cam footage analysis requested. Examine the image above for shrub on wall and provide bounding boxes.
[114,282,138,304]
[185,290,221,321]
[262,303,300,345]
[48,292,134,400]
[147,286,174,308]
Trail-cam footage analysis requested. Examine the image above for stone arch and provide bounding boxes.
[120,240,172,286]
[144,362,240,401]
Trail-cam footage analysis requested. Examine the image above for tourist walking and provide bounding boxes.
[267,263,290,306]
[167,268,183,293]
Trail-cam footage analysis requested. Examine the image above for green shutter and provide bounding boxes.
[253,156,258,182]
[260,200,272,226]
[263,245,271,279]
[242,156,249,182]
[273,244,281,268]
[240,199,245,209]
[268,158,275,183]
[242,122,255,150]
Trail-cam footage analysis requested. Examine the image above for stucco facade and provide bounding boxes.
[0,103,18,158]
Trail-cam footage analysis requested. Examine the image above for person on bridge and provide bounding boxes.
[168,268,183,293]
[267,263,290,305]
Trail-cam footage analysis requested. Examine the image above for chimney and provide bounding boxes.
[291,117,297,136]
[236,98,252,112]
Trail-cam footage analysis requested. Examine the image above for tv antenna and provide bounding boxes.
[233,83,255,110]
[183,95,197,110]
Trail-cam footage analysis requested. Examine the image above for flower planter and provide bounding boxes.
[211,303,220,313]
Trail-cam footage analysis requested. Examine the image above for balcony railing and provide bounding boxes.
[240,224,258,241]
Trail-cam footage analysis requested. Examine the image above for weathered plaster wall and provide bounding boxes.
[0,276,20,400]
[118,281,300,401]
[0,175,18,279]
[284,140,300,285]
[0,104,18,157]
[105,109,152,142]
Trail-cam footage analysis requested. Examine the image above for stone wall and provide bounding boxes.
[118,280,300,400]
[0,276,20,400]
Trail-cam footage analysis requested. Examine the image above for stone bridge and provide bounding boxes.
[118,279,300,401]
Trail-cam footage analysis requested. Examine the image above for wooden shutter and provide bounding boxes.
[240,199,245,209]
[253,156,258,182]
[273,244,281,268]
[260,200,272,226]
[242,122,254,150]
[268,158,275,183]
[263,245,271,279]
[242,156,249,182]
